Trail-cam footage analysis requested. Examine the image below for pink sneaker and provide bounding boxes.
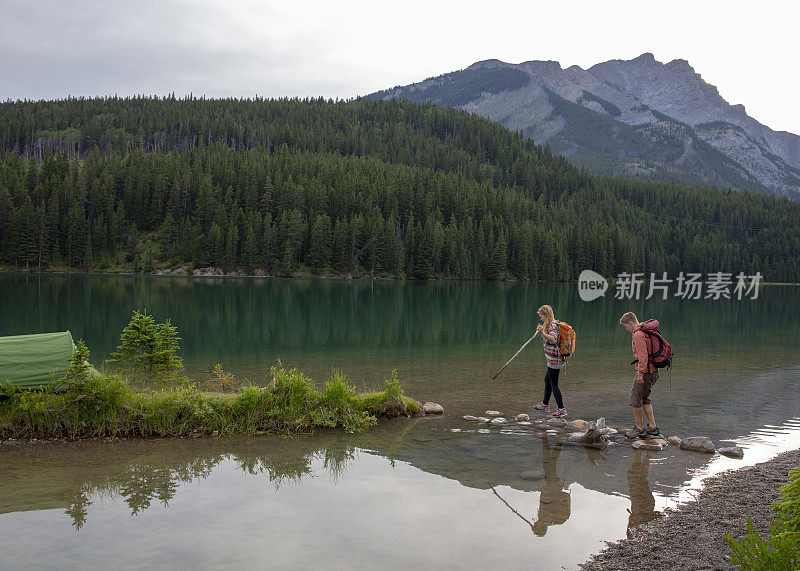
[552,408,567,418]
[532,402,550,411]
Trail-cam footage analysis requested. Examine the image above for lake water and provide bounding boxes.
[1,273,799,569]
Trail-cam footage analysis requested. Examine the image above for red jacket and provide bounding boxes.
[632,324,657,374]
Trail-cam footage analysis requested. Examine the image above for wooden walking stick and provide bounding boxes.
[489,330,539,382]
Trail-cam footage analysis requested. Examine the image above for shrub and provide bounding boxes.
[202,364,239,393]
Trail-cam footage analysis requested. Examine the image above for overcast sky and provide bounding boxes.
[2,0,799,134]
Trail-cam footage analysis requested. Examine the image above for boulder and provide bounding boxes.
[515,413,531,422]
[666,436,682,446]
[423,402,444,414]
[565,419,590,433]
[462,415,478,421]
[546,418,567,428]
[485,410,502,416]
[680,436,715,454]
[491,417,508,425]
[718,446,744,459]
[519,469,545,481]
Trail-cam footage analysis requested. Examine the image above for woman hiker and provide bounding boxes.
[533,305,567,417]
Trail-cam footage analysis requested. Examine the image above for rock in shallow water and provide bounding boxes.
[546,418,567,428]
[491,417,508,425]
[520,469,545,481]
[475,417,490,424]
[667,436,682,446]
[515,413,530,422]
[680,436,715,454]
[718,446,744,459]
[462,415,478,421]
[485,410,501,416]
[516,421,533,426]
[565,419,590,432]
[423,402,444,414]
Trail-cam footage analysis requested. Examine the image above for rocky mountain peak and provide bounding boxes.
[370,54,800,199]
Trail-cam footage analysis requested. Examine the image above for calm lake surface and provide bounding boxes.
[1,273,799,569]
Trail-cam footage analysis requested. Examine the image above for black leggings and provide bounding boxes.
[543,367,564,409]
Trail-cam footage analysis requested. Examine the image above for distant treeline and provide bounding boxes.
[0,96,798,280]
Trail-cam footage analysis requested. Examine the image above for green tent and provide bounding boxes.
[0,331,77,395]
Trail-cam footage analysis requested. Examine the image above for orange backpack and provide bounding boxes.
[556,321,576,357]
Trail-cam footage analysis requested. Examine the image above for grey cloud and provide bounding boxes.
[0,0,343,99]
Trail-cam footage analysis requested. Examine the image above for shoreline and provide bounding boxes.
[1,268,796,286]
[581,447,800,570]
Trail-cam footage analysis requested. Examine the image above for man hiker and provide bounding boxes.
[619,312,661,439]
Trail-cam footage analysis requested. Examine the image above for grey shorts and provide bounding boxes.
[629,372,659,407]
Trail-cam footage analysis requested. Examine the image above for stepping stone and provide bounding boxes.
[478,429,490,434]
[718,446,744,459]
[515,414,530,422]
[490,417,508,425]
[475,417,490,424]
[667,436,682,446]
[546,418,567,428]
[632,440,665,451]
[485,410,502,416]
[680,436,715,454]
[516,421,533,426]
[462,415,478,421]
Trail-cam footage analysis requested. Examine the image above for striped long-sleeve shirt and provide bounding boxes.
[543,321,566,369]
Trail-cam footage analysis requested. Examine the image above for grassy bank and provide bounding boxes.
[0,367,423,439]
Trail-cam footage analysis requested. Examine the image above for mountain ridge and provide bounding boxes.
[371,54,800,199]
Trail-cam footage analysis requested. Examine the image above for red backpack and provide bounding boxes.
[638,319,672,369]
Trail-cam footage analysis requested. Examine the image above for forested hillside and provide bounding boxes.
[1,96,799,281]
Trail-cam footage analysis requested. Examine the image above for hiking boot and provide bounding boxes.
[625,426,647,439]
[532,403,550,411]
[645,425,661,438]
[553,408,567,418]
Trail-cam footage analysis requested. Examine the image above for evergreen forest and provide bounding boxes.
[1,96,798,281]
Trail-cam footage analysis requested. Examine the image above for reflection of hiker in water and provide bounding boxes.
[532,437,571,536]
[626,449,662,538]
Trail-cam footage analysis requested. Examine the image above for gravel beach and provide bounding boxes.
[581,448,800,570]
